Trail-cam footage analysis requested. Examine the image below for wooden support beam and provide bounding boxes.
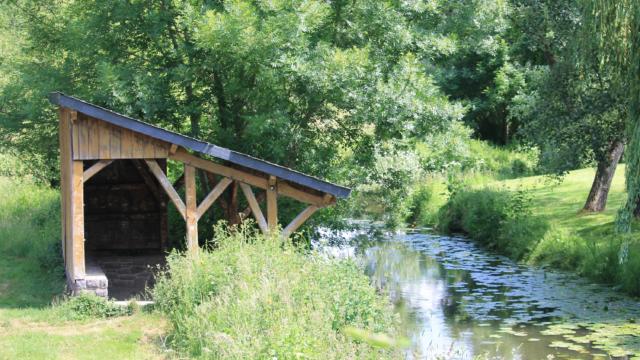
[131,160,165,205]
[169,144,179,155]
[282,205,319,239]
[170,149,327,206]
[184,164,198,252]
[145,160,186,219]
[83,160,113,182]
[239,182,268,234]
[71,160,85,278]
[242,192,265,218]
[267,176,278,231]
[196,177,232,221]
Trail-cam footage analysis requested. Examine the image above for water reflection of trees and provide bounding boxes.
[364,241,423,291]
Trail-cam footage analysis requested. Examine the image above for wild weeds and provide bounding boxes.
[153,225,401,359]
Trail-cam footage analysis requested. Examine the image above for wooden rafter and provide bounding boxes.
[239,183,268,234]
[131,160,165,205]
[170,149,329,206]
[83,160,113,181]
[282,205,319,239]
[242,192,265,217]
[196,177,232,221]
[145,159,186,219]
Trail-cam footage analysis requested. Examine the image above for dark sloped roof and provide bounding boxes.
[49,92,350,198]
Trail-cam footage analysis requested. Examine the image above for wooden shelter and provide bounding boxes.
[50,92,350,298]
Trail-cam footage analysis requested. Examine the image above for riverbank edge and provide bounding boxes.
[424,168,640,296]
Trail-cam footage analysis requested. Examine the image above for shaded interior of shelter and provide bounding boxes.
[83,159,169,300]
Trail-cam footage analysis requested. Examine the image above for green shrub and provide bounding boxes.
[56,293,130,320]
[618,240,640,296]
[153,225,401,359]
[437,187,547,260]
[405,182,443,227]
[527,226,586,269]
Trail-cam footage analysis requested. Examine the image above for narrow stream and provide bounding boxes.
[316,226,640,359]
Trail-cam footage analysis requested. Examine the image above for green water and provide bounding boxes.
[317,227,640,359]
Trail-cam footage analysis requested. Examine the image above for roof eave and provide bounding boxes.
[49,92,351,199]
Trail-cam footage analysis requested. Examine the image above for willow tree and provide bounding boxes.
[582,1,640,231]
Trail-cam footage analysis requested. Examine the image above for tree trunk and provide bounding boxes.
[583,140,625,212]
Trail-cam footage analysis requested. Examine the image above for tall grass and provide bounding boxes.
[153,225,402,359]
[0,176,61,267]
[0,174,64,306]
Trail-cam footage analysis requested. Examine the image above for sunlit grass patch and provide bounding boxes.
[0,174,167,359]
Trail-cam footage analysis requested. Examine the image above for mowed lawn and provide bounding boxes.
[0,175,167,360]
[498,165,635,241]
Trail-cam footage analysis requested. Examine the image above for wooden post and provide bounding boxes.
[184,164,198,252]
[267,176,278,232]
[71,160,85,278]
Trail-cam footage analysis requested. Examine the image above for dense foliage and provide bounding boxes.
[580,1,640,232]
[2,0,636,228]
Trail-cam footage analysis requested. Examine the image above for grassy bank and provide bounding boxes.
[436,166,640,295]
[0,171,402,358]
[0,175,167,359]
[153,226,402,359]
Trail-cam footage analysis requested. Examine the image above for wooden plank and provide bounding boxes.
[242,192,265,218]
[71,111,79,158]
[239,182,268,234]
[171,149,268,188]
[282,205,319,239]
[154,140,169,158]
[143,137,156,158]
[79,114,90,158]
[170,149,327,206]
[88,116,100,158]
[98,122,111,159]
[71,160,85,278]
[132,132,145,158]
[196,177,232,221]
[110,126,121,159]
[267,176,278,231]
[184,164,198,252]
[278,182,331,207]
[145,160,186,219]
[169,144,178,155]
[83,160,113,182]
[120,126,134,158]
